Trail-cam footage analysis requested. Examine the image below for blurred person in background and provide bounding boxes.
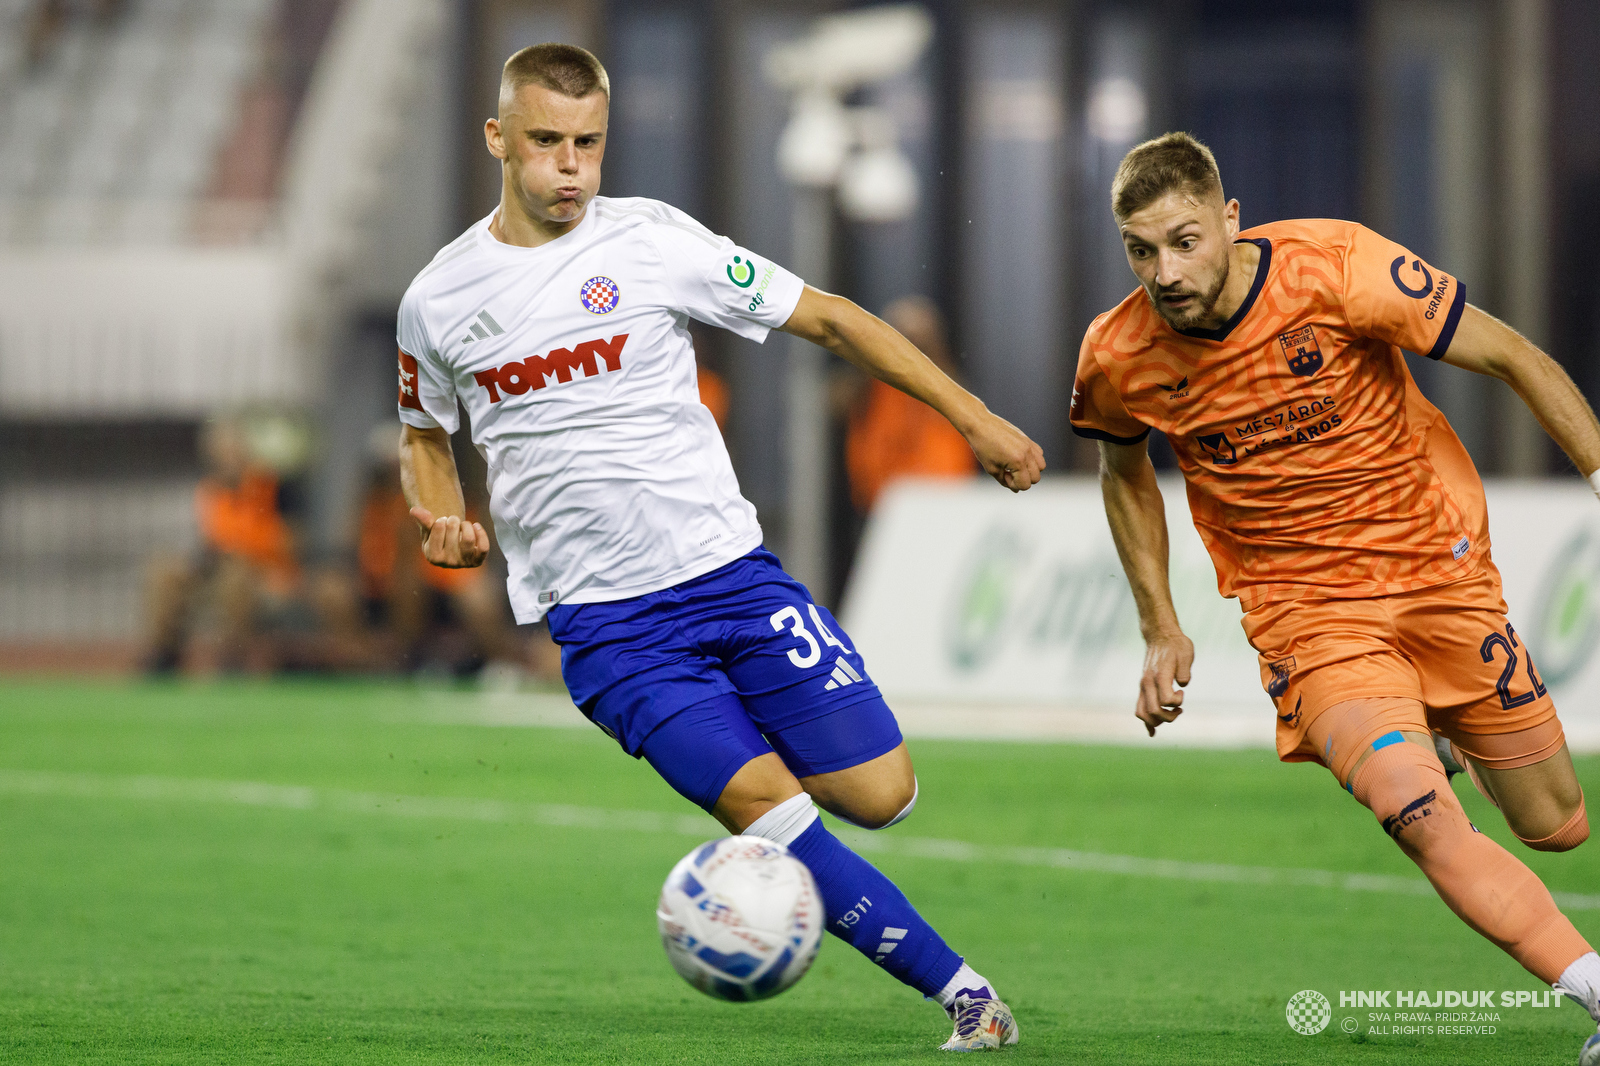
[690,319,731,434]
[353,426,559,682]
[142,416,304,674]
[842,296,978,514]
[696,363,730,432]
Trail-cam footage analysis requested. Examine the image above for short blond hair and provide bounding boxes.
[499,43,609,112]
[1111,132,1223,219]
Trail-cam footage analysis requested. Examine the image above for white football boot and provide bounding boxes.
[939,985,1019,1051]
[1571,984,1600,1066]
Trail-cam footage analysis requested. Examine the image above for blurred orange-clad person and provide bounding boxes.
[845,296,977,512]
[144,418,303,672]
[697,363,730,431]
[353,428,555,679]
[357,484,479,602]
[194,466,298,590]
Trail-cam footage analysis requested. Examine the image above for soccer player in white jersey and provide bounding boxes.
[395,44,1044,1050]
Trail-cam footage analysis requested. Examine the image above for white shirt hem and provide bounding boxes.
[511,528,766,624]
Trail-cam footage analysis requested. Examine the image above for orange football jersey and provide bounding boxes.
[1071,219,1479,609]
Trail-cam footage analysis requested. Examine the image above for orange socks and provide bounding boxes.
[1351,742,1591,983]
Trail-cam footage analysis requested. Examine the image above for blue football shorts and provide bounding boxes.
[545,547,903,810]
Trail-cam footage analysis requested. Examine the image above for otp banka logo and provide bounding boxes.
[726,256,755,288]
[473,334,629,402]
[727,254,779,313]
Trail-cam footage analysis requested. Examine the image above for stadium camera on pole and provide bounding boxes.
[762,4,931,597]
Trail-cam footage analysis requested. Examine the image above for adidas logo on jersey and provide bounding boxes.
[823,655,864,691]
[473,334,629,402]
[461,310,506,343]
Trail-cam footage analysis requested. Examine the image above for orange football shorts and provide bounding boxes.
[1241,564,1565,772]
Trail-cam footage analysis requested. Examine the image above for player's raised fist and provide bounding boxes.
[410,506,490,569]
[966,412,1046,493]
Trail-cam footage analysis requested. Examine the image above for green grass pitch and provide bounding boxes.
[2,680,1598,1064]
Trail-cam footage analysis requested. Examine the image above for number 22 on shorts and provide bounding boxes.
[769,604,852,668]
[1480,622,1548,710]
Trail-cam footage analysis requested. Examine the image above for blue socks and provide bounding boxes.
[785,815,964,996]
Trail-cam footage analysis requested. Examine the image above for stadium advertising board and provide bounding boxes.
[842,477,1600,750]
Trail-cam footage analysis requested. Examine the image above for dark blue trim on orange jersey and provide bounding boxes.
[1175,238,1273,343]
[1424,279,1468,360]
[1070,422,1151,445]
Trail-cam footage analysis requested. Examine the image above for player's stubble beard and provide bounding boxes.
[1150,254,1230,332]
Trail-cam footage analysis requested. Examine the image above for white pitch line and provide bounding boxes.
[4,769,1598,911]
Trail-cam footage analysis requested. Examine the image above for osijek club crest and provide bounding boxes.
[1277,325,1323,377]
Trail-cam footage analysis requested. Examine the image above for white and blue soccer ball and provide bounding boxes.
[656,835,822,1002]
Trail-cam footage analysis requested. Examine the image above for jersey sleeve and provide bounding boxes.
[1344,224,1467,359]
[396,293,459,433]
[645,205,805,342]
[1069,334,1149,445]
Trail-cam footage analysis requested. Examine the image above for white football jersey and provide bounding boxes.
[395,196,804,623]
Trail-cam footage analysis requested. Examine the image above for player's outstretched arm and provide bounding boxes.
[1098,438,1193,736]
[1442,306,1600,479]
[399,424,490,568]
[778,285,1045,492]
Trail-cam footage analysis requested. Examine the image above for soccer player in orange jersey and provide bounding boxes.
[1072,132,1600,1063]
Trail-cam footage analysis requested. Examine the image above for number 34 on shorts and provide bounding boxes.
[770,603,867,691]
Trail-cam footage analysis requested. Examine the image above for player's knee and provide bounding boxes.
[713,754,805,833]
[830,777,917,831]
[865,777,918,830]
[1515,792,1589,853]
[1351,742,1457,855]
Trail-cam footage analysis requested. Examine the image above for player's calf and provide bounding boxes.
[1349,739,1591,983]
[744,793,1007,1021]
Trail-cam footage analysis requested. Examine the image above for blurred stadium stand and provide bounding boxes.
[0,0,450,663]
[0,0,281,243]
[1,0,1598,681]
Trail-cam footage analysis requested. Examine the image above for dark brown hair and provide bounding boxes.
[500,43,609,109]
[1111,132,1223,219]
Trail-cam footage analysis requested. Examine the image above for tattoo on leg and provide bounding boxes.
[1381,790,1438,839]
